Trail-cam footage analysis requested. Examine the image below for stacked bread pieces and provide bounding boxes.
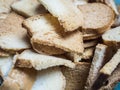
[0,0,120,90]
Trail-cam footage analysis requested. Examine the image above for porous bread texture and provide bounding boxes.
[78,3,115,31]
[11,0,48,17]
[39,0,84,32]
[15,50,75,70]
[23,14,84,54]
[102,26,120,47]
[62,62,90,90]
[0,12,30,53]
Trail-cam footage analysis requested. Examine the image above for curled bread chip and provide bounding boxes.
[0,0,16,14]
[102,26,120,47]
[32,67,66,90]
[0,56,13,77]
[11,0,48,17]
[0,13,30,53]
[78,3,115,31]
[62,62,90,90]
[39,0,84,32]
[100,49,120,75]
[85,44,108,90]
[23,14,84,54]
[31,41,65,55]
[15,50,75,70]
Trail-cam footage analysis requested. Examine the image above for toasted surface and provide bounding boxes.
[0,13,30,52]
[0,68,37,90]
[32,67,66,90]
[78,3,114,30]
[100,49,120,75]
[85,44,108,90]
[99,64,120,90]
[0,56,13,77]
[0,49,9,57]
[0,0,16,13]
[39,0,84,31]
[31,41,65,55]
[84,40,98,48]
[102,26,120,47]
[62,62,90,90]
[15,50,75,70]
[23,14,84,54]
[11,0,48,17]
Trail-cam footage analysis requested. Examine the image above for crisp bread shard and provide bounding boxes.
[32,67,66,90]
[38,0,84,32]
[0,13,30,53]
[102,26,120,47]
[0,56,13,77]
[78,3,114,32]
[0,0,16,14]
[85,44,108,90]
[62,62,90,90]
[11,0,48,17]
[23,14,84,54]
[14,50,75,70]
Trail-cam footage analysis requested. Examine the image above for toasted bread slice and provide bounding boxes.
[102,26,120,47]
[78,3,114,31]
[0,0,16,14]
[11,0,48,17]
[38,0,84,32]
[0,49,9,57]
[32,67,66,90]
[62,62,90,90]
[23,14,84,54]
[15,50,75,70]
[31,41,65,55]
[0,56,13,77]
[85,44,108,90]
[100,49,120,75]
[84,40,98,48]
[0,13,30,53]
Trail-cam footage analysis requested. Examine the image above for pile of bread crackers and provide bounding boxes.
[0,0,120,90]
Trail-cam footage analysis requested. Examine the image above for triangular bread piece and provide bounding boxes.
[0,13,30,53]
[23,14,84,54]
[0,0,16,13]
[102,26,120,47]
[0,56,13,77]
[11,0,48,17]
[62,62,90,90]
[32,67,66,90]
[38,0,84,32]
[14,50,75,70]
[78,3,114,32]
